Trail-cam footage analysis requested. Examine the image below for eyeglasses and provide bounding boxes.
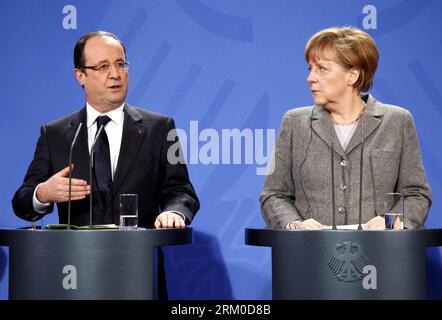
[82,61,130,73]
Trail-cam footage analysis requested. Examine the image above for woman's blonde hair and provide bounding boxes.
[305,27,379,93]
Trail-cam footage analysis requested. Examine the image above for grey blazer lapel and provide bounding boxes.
[345,97,384,155]
[311,106,346,158]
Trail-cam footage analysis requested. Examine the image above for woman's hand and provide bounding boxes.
[287,218,325,230]
[363,216,385,230]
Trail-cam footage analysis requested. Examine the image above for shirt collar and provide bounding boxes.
[86,103,125,128]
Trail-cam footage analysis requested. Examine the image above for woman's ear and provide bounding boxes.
[347,68,360,86]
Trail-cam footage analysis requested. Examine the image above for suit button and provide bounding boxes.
[340,160,348,167]
[338,206,346,214]
[339,183,347,190]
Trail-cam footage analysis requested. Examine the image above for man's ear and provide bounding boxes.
[347,68,360,86]
[74,68,86,88]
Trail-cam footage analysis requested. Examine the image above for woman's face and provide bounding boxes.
[307,51,356,108]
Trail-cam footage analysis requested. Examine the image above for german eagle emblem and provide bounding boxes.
[328,242,369,282]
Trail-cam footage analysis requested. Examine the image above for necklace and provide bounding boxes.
[330,103,366,126]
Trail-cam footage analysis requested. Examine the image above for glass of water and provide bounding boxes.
[119,194,138,229]
[384,192,404,230]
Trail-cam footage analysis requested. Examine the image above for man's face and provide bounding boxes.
[74,36,128,112]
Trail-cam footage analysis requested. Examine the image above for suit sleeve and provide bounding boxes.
[12,125,55,221]
[395,111,431,229]
[159,118,199,223]
[259,112,302,229]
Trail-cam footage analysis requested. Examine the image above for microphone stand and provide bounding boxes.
[89,124,105,230]
[67,123,83,230]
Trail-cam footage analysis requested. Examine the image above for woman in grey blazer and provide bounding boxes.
[260,27,431,230]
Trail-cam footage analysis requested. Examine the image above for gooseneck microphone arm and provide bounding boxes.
[89,124,105,229]
[331,123,337,230]
[67,122,83,230]
[358,116,365,231]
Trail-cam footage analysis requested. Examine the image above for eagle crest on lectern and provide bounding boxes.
[328,242,369,282]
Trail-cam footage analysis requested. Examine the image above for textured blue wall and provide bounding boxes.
[1,0,441,299]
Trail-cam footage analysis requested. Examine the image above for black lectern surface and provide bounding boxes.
[0,228,192,300]
[245,228,442,300]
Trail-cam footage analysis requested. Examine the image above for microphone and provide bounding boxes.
[330,123,337,230]
[67,122,83,230]
[357,116,365,230]
[89,124,105,229]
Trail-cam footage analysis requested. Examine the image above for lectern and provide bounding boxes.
[0,228,192,299]
[245,228,442,299]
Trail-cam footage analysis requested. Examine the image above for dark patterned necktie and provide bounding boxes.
[94,115,112,223]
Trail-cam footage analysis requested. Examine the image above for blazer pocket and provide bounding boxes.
[370,149,401,212]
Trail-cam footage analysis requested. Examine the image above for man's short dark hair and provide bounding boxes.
[73,31,126,69]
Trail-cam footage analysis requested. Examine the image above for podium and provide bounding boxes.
[0,228,192,300]
[245,228,442,299]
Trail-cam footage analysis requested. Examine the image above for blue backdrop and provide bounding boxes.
[1,0,441,299]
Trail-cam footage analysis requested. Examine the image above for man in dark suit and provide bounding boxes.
[12,31,199,229]
[12,31,199,299]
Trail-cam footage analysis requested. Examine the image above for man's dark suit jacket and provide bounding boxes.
[12,104,199,227]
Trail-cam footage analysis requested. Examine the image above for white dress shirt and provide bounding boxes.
[86,102,124,179]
